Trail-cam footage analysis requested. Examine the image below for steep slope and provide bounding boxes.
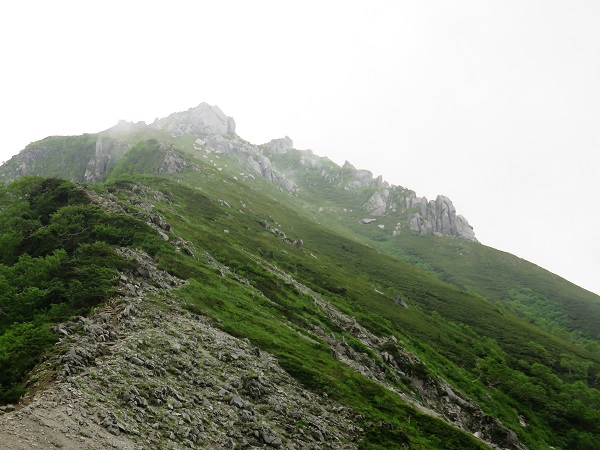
[0,177,495,449]
[1,103,599,449]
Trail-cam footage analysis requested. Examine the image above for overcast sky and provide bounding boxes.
[1,1,599,296]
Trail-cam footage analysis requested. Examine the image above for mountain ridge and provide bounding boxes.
[0,102,599,449]
[0,103,477,243]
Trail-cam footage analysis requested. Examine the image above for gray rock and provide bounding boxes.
[262,429,282,447]
[227,117,236,134]
[393,297,408,308]
[350,169,374,188]
[364,190,390,216]
[158,149,190,174]
[131,356,144,366]
[84,137,130,182]
[408,195,477,242]
[151,103,235,136]
[265,136,293,155]
[246,154,298,193]
[230,395,244,409]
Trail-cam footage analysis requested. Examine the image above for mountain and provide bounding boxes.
[0,103,598,449]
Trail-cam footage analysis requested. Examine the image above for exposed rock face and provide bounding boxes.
[364,189,392,216]
[84,137,130,182]
[245,154,298,193]
[0,145,44,182]
[363,187,477,242]
[151,102,236,136]
[408,195,477,242]
[351,169,376,188]
[262,262,525,450]
[299,151,320,168]
[265,136,293,155]
[227,116,236,134]
[203,134,234,154]
[0,102,476,242]
[104,119,147,137]
[158,149,190,174]
[0,247,361,450]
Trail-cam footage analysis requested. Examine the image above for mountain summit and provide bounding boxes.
[0,103,476,242]
[150,102,236,136]
[0,103,598,449]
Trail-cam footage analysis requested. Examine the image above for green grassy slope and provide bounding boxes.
[0,135,98,182]
[269,149,600,346]
[1,134,599,448]
[380,235,600,343]
[107,160,599,449]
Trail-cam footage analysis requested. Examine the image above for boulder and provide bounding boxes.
[364,189,390,216]
[393,296,408,308]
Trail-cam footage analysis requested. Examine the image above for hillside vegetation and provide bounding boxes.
[1,106,599,448]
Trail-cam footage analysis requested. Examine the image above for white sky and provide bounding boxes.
[1,1,599,296]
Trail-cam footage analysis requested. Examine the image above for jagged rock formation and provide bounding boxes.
[362,187,477,241]
[158,148,191,174]
[105,119,148,137]
[245,154,298,193]
[0,144,45,180]
[291,153,477,241]
[0,102,475,239]
[151,102,236,136]
[364,188,394,216]
[84,137,130,182]
[264,136,293,155]
[407,195,477,242]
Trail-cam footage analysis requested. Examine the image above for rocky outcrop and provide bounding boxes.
[158,149,190,174]
[264,136,293,155]
[260,261,525,450]
[259,219,303,247]
[151,102,236,136]
[362,188,477,242]
[350,169,377,188]
[0,247,361,450]
[0,145,45,183]
[246,154,298,193]
[364,189,393,216]
[84,137,130,182]
[104,119,147,137]
[408,195,477,242]
[202,134,235,154]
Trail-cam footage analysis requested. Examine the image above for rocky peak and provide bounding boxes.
[150,103,236,137]
[264,136,293,155]
[105,119,147,137]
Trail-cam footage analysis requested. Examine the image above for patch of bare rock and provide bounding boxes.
[0,249,360,449]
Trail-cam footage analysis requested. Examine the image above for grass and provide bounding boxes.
[3,132,600,448]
